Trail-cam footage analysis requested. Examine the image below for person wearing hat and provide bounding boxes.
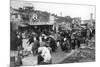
[32,36,40,55]
[71,33,76,50]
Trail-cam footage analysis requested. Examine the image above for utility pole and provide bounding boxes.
[60,12,62,16]
[90,13,93,26]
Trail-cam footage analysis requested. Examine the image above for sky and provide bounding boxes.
[10,0,96,20]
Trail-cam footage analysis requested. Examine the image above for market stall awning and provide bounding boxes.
[28,22,54,25]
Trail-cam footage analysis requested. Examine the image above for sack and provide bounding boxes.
[15,56,22,66]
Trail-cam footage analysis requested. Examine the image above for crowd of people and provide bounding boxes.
[10,25,95,66]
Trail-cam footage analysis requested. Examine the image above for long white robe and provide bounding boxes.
[22,39,33,52]
[38,47,51,63]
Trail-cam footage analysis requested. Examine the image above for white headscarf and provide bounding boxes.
[38,47,51,63]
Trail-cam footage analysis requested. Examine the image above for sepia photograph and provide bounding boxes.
[10,0,96,67]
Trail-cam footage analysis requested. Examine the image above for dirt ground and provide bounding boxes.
[60,39,95,63]
[10,38,95,66]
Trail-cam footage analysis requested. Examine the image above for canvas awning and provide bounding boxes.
[28,22,54,25]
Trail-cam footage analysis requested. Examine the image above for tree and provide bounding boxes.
[64,16,73,23]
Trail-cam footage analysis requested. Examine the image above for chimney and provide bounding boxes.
[90,13,93,20]
[90,13,93,26]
